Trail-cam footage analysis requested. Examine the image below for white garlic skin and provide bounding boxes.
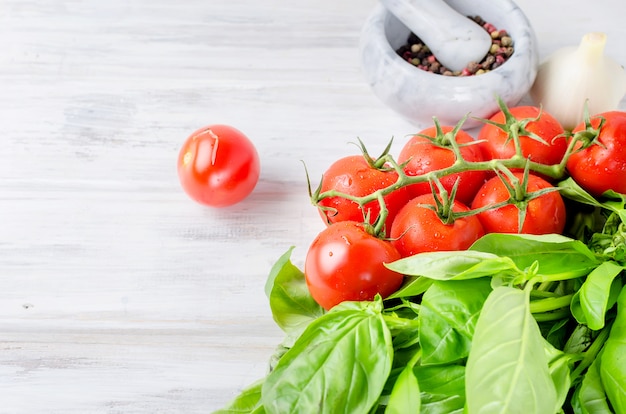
[530,32,626,130]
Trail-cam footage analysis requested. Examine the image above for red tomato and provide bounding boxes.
[389,193,485,257]
[478,106,567,168]
[305,221,404,310]
[471,172,566,234]
[177,124,260,207]
[567,111,626,197]
[398,126,487,205]
[317,155,411,234]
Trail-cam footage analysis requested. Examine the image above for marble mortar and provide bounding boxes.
[360,0,539,129]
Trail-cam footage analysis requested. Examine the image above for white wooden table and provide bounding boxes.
[1,0,625,412]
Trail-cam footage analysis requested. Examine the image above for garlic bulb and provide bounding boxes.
[530,32,626,130]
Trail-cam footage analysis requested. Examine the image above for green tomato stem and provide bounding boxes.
[311,102,596,228]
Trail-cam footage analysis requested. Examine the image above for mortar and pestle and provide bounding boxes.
[360,0,539,129]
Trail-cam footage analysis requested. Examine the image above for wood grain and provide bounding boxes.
[0,0,624,412]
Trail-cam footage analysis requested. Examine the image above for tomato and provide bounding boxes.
[177,124,260,207]
[304,221,404,310]
[478,106,567,168]
[389,193,485,257]
[567,111,626,197]
[317,155,411,234]
[471,172,566,234]
[398,126,488,205]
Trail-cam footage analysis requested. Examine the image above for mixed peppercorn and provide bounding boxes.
[396,16,514,76]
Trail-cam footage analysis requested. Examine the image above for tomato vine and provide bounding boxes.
[309,99,604,237]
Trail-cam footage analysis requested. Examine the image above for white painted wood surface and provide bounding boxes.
[1,0,625,412]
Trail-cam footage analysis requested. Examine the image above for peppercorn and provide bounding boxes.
[482,55,496,70]
[394,15,515,76]
[501,36,513,47]
[467,61,481,74]
[430,61,441,73]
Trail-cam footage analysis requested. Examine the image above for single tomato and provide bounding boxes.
[398,125,487,205]
[471,172,566,234]
[317,155,411,234]
[304,221,404,310]
[389,193,485,257]
[478,106,567,168]
[177,124,260,207]
[567,111,626,197]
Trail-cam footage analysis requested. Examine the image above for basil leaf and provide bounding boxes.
[558,177,606,207]
[543,340,573,410]
[599,190,626,215]
[543,318,569,350]
[386,316,420,351]
[559,178,626,223]
[385,364,420,414]
[559,178,625,210]
[570,260,624,330]
[419,279,492,365]
[387,276,433,299]
[215,379,265,414]
[265,247,324,337]
[262,300,392,414]
[415,364,465,414]
[577,356,613,414]
[466,286,558,414]
[469,233,599,279]
[563,324,594,355]
[600,287,626,413]
[386,250,520,281]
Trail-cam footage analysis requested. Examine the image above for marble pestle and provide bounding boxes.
[379,0,492,72]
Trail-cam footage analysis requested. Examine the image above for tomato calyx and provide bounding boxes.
[492,165,563,233]
[478,96,555,151]
[356,137,397,171]
[554,105,608,181]
[308,138,408,237]
[415,178,461,225]
[569,105,607,151]
[415,115,483,152]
